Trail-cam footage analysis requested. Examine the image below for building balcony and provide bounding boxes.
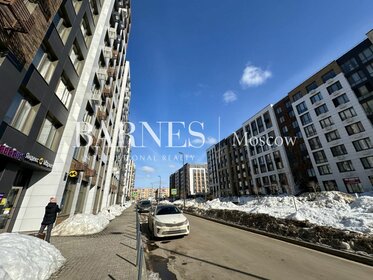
[112,49,119,59]
[107,66,116,78]
[103,85,113,98]
[103,46,112,59]
[97,110,107,121]
[85,168,96,177]
[358,91,373,101]
[71,159,88,171]
[97,67,108,82]
[91,91,102,104]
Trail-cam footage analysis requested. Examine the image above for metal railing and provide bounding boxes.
[135,211,146,280]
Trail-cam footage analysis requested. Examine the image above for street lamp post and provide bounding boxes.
[158,175,161,202]
[179,152,186,209]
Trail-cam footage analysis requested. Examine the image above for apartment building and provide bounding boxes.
[133,187,169,201]
[169,163,208,199]
[243,105,296,195]
[0,0,134,233]
[207,128,252,197]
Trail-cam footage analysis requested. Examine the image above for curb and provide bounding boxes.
[185,211,373,267]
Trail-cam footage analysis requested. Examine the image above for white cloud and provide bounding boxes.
[240,64,272,88]
[191,136,218,146]
[223,90,237,103]
[141,166,155,173]
[168,164,176,169]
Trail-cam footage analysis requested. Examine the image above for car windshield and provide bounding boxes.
[140,201,151,206]
[156,206,181,215]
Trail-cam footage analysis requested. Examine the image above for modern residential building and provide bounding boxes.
[206,30,373,197]
[243,105,296,195]
[169,163,208,199]
[207,128,252,198]
[292,65,373,192]
[133,187,169,201]
[0,0,134,233]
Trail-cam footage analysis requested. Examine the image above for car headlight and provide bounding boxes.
[155,221,167,227]
[182,220,189,225]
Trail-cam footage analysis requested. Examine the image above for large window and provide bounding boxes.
[322,70,336,83]
[55,75,73,109]
[319,116,334,129]
[341,58,359,73]
[318,164,332,175]
[348,71,367,87]
[323,180,339,191]
[4,93,39,135]
[296,101,308,114]
[315,104,328,116]
[325,130,340,142]
[367,62,373,77]
[361,156,373,169]
[361,99,373,115]
[358,45,373,63]
[263,111,272,129]
[80,15,92,46]
[306,81,318,93]
[33,45,57,83]
[345,122,365,136]
[332,93,349,107]
[330,144,347,157]
[339,107,357,121]
[310,92,323,104]
[327,81,342,94]
[53,12,71,44]
[308,137,322,150]
[37,116,61,151]
[300,112,312,126]
[353,138,373,151]
[304,124,317,137]
[257,117,264,133]
[313,150,328,164]
[69,41,84,75]
[337,160,355,172]
[292,91,302,102]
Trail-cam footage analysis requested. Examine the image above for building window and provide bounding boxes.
[275,107,282,114]
[322,70,336,83]
[282,126,288,134]
[327,81,342,94]
[345,122,365,135]
[300,112,312,126]
[37,116,62,151]
[81,15,92,46]
[366,62,373,77]
[332,93,350,108]
[306,81,318,93]
[251,121,258,136]
[339,107,357,121]
[292,121,299,128]
[257,117,264,133]
[337,160,355,172]
[285,101,292,109]
[296,101,308,114]
[330,144,347,157]
[289,110,295,118]
[315,104,328,116]
[33,45,57,83]
[53,12,71,44]
[348,71,367,87]
[307,168,316,177]
[279,116,285,123]
[353,138,373,151]
[318,164,332,175]
[313,150,328,164]
[361,99,373,116]
[308,137,322,150]
[341,58,359,73]
[358,45,373,63]
[4,93,39,135]
[273,151,284,169]
[73,0,83,13]
[304,124,317,137]
[323,180,339,191]
[55,75,73,109]
[310,92,323,104]
[325,130,340,142]
[292,91,302,102]
[360,156,373,169]
[263,112,272,129]
[319,116,334,129]
[69,41,84,75]
[343,178,364,193]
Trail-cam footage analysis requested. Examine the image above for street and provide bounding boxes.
[141,214,373,280]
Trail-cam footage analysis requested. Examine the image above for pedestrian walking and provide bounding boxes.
[38,196,61,243]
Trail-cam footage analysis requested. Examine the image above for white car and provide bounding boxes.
[148,205,190,238]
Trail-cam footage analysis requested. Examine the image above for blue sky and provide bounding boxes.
[126,0,373,188]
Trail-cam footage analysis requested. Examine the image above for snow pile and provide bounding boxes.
[181,191,373,234]
[52,203,132,236]
[0,233,65,280]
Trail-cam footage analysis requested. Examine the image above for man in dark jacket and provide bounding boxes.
[38,196,61,243]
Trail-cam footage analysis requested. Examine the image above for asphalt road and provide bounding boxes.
[141,213,373,280]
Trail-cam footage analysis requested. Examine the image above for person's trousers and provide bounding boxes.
[39,223,53,243]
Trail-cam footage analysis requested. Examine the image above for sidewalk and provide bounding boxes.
[50,205,141,280]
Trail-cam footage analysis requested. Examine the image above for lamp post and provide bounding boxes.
[179,152,186,209]
[158,175,161,202]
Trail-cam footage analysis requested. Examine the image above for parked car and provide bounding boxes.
[148,205,190,238]
[137,200,152,213]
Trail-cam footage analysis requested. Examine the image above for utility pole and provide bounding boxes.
[179,152,186,209]
[158,175,161,202]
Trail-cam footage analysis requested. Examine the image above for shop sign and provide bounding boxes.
[69,170,78,177]
[0,144,53,169]
[171,189,177,195]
